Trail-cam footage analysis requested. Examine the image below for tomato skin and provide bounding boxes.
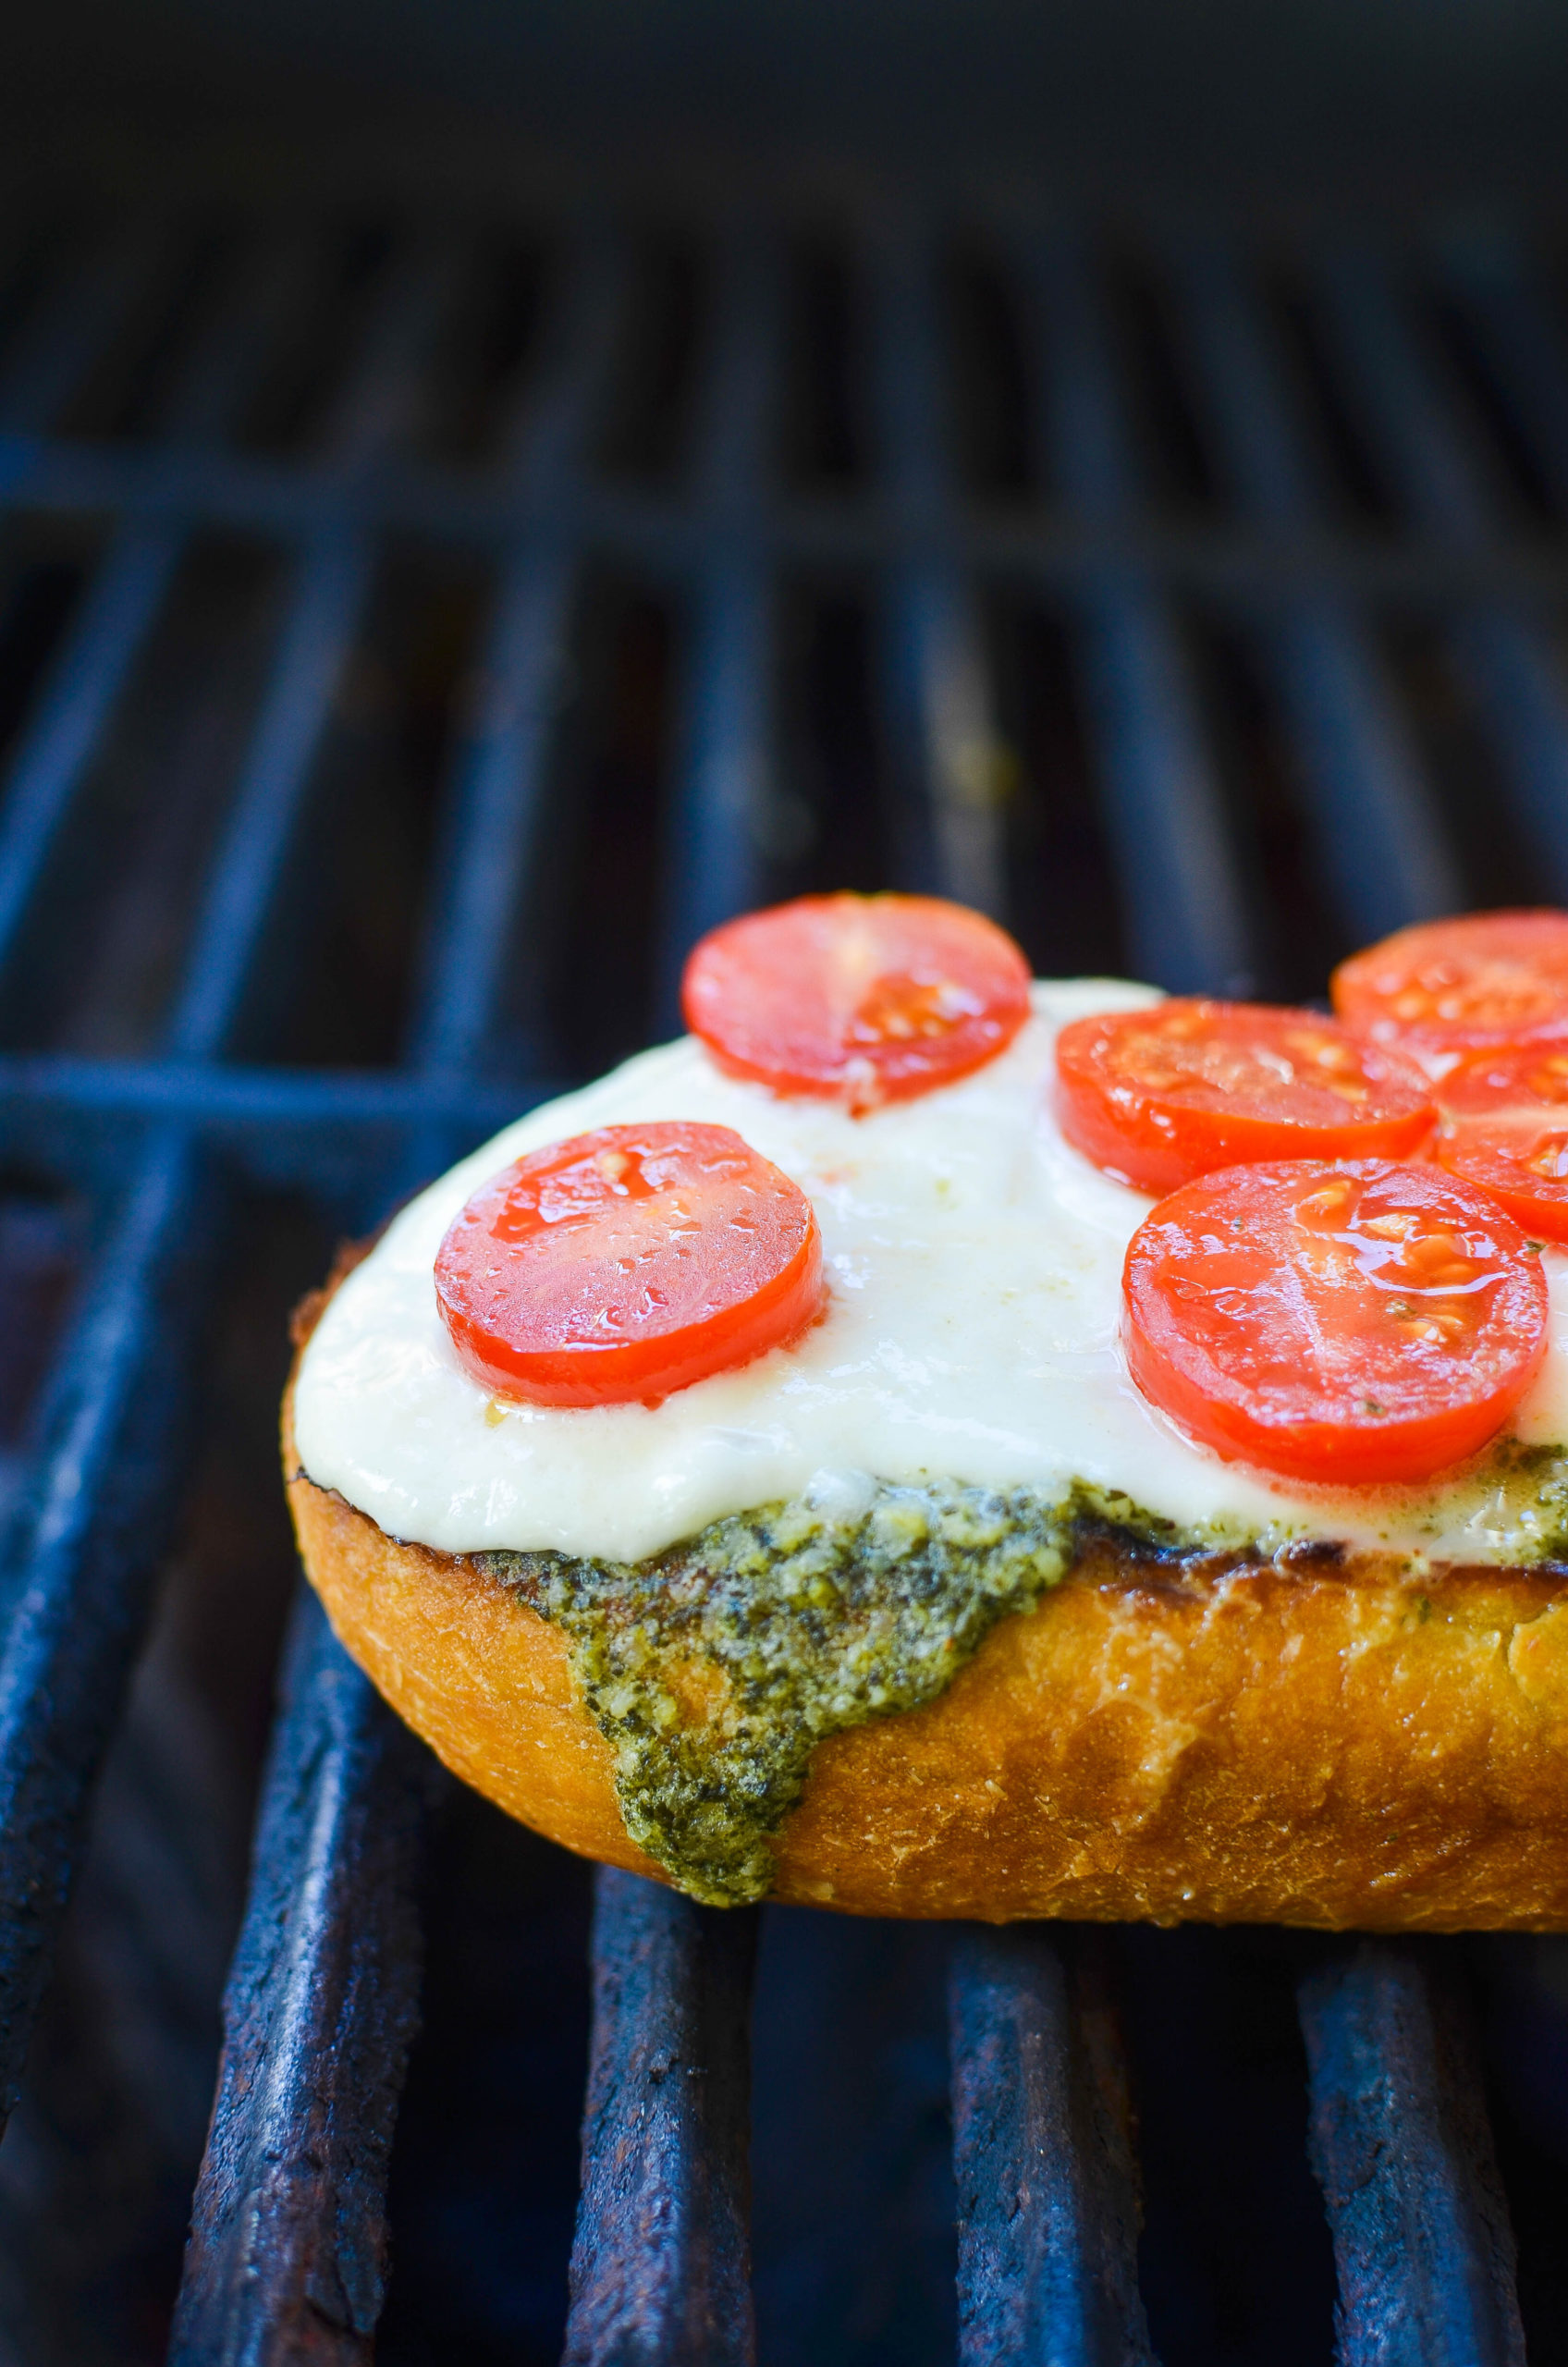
[1055,1000,1436,1196]
[435,1122,825,1406]
[1332,909,1568,1061]
[1435,1044,1568,1244]
[1121,1159,1547,1486]
[682,893,1032,1111]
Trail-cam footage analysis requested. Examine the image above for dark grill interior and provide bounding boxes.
[4,155,1568,2364]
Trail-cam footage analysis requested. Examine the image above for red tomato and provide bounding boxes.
[1055,1000,1435,1196]
[1121,1159,1547,1485]
[435,1122,824,1406]
[1435,1043,1568,1244]
[1332,909,1568,1061]
[682,893,1032,1111]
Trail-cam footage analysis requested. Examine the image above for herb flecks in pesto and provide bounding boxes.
[1409,1438,1568,1563]
[475,1440,1568,1907]
[479,1478,1083,1907]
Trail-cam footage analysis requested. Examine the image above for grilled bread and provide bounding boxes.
[285,1305,1568,1928]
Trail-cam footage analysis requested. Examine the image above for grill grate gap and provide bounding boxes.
[1121,1926,1339,2367]
[1103,248,1222,518]
[1476,1938,1568,2364]
[55,220,239,446]
[986,589,1127,979]
[379,1798,592,2367]
[594,231,708,486]
[0,217,79,386]
[749,1911,957,2367]
[774,577,889,901]
[235,218,400,456]
[780,235,868,492]
[0,1182,329,2361]
[0,528,93,774]
[0,1176,88,1539]
[529,571,678,1076]
[1416,277,1562,532]
[256,546,492,1070]
[1182,604,1345,1000]
[0,535,284,1057]
[1262,272,1403,530]
[1378,612,1546,911]
[940,239,1035,501]
[416,227,549,468]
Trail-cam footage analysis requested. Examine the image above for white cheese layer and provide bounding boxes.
[293,980,1568,1567]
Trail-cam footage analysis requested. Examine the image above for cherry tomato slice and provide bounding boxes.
[1054,1000,1436,1196]
[435,1122,825,1406]
[1121,1159,1547,1485]
[1331,909,1568,1061]
[682,893,1032,1111]
[1435,1043,1568,1244]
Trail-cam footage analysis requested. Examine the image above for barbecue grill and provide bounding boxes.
[4,136,1568,2366]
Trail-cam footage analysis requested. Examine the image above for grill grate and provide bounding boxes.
[0,166,1567,2362]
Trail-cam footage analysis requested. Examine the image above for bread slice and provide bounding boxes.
[284,1294,1568,1926]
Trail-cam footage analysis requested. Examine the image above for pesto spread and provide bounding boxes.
[477,1443,1568,1905]
[479,1477,1158,1906]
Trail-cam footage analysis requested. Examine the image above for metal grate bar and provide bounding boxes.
[1028,237,1255,992]
[410,536,578,1076]
[497,227,627,481]
[0,1052,544,1201]
[564,1868,758,2367]
[0,523,185,974]
[411,232,630,1082]
[0,462,388,2119]
[1317,251,1500,544]
[0,1051,540,1134]
[167,235,531,2343]
[1432,236,1568,519]
[0,217,466,2320]
[1299,1944,1525,2367]
[169,1591,435,2366]
[0,523,378,2125]
[1167,237,1461,936]
[165,534,372,1057]
[655,228,778,1025]
[10,430,1568,604]
[0,1126,221,2120]
[319,232,462,472]
[0,462,389,2123]
[1314,247,1568,898]
[949,1927,1154,2367]
[0,205,358,992]
[876,228,1007,916]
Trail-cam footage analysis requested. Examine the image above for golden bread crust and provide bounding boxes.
[286,1423,1568,1929]
[283,1266,1568,1925]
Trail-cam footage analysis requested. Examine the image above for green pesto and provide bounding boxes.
[476,1445,1568,1907]
[1410,1439,1568,1563]
[479,1477,1117,1907]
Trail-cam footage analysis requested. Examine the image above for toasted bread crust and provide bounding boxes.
[284,1312,1568,1926]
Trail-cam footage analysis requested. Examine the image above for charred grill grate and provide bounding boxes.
[0,166,1567,2362]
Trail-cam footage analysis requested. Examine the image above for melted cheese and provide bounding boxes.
[293,980,1568,1567]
